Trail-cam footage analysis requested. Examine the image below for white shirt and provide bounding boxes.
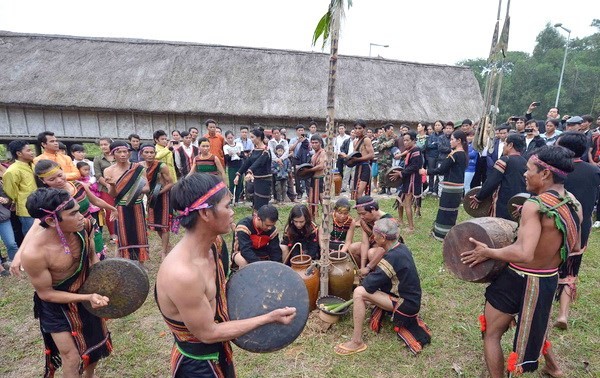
[497,141,505,157]
[174,144,195,171]
[334,133,350,155]
[223,142,243,161]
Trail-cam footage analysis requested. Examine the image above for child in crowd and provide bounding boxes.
[271,144,291,204]
[76,161,104,244]
[71,144,96,180]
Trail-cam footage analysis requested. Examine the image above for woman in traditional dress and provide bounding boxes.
[234,128,272,212]
[280,204,319,263]
[223,130,244,203]
[421,130,468,241]
[189,137,226,180]
[34,160,117,258]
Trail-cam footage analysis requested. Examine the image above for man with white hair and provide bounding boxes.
[334,217,431,356]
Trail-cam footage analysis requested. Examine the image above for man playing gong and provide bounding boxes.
[156,174,295,377]
[335,218,431,356]
[462,146,581,377]
[19,188,112,378]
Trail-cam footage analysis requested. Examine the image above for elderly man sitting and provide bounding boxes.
[334,217,431,356]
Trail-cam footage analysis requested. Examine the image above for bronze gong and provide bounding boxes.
[226,261,309,353]
[79,258,150,318]
[463,186,493,218]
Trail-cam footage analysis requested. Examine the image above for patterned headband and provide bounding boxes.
[37,165,62,178]
[39,197,76,254]
[530,154,567,178]
[140,145,155,152]
[354,200,376,209]
[171,181,227,233]
[110,146,130,155]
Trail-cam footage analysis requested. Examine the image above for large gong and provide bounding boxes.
[79,258,150,318]
[226,261,309,353]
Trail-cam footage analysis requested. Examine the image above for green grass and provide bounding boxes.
[0,197,598,377]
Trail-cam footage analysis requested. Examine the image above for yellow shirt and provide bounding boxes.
[155,145,178,183]
[2,160,37,216]
[34,151,81,181]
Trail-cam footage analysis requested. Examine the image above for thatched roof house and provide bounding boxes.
[0,31,483,141]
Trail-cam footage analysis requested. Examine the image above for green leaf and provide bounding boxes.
[312,12,331,48]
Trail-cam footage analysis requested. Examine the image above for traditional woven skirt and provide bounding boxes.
[432,181,464,240]
[116,199,149,262]
[147,191,171,231]
[252,175,272,212]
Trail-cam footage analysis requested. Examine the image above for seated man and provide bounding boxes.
[335,218,431,356]
[20,188,112,378]
[342,196,397,274]
[156,174,295,377]
[462,146,581,377]
[233,204,282,268]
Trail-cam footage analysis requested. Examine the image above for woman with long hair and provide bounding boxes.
[234,128,272,211]
[421,129,467,240]
[35,159,118,258]
[223,130,244,203]
[280,204,319,263]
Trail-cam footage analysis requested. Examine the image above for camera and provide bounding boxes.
[524,128,534,133]
[532,101,541,106]
[510,117,519,121]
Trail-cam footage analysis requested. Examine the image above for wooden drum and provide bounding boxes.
[442,217,518,283]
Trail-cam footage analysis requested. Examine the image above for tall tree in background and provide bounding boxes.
[312,0,352,297]
[461,19,600,120]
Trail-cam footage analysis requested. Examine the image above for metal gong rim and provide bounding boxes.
[226,261,309,353]
[344,152,362,167]
[79,258,150,319]
[295,163,315,179]
[507,193,531,221]
[462,186,493,218]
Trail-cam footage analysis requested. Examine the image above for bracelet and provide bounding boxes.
[366,265,372,271]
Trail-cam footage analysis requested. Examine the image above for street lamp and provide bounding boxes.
[554,23,571,108]
[369,43,389,57]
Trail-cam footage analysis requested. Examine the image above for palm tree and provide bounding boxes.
[312,0,352,296]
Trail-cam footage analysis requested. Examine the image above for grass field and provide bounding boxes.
[0,196,598,377]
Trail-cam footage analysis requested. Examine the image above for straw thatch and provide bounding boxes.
[0,31,482,123]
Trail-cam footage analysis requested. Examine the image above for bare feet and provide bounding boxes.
[553,319,567,330]
[541,365,564,378]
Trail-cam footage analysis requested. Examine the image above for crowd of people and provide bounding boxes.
[1,105,600,378]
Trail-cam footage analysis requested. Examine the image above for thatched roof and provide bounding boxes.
[0,31,483,122]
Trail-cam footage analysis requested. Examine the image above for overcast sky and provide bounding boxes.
[0,0,598,65]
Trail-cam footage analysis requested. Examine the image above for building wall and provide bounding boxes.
[0,105,346,143]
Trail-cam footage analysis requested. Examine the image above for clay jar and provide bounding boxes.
[290,254,320,311]
[332,171,342,196]
[328,251,355,300]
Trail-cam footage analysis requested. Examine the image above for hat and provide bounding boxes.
[566,116,583,125]
[461,119,473,126]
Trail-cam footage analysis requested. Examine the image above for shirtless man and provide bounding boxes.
[140,144,175,259]
[156,174,296,377]
[103,141,150,262]
[20,188,112,378]
[346,120,375,200]
[462,146,581,377]
[341,196,395,274]
[306,135,327,218]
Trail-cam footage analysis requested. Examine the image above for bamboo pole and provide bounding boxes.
[318,9,341,297]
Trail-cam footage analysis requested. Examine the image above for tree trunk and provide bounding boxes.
[318,9,341,297]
